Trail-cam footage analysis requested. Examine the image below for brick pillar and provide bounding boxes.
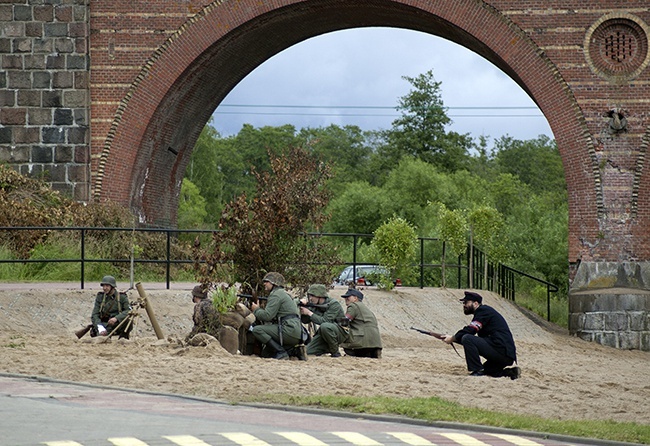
[0,0,89,201]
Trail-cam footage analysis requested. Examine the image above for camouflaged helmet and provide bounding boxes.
[307,284,328,298]
[100,275,117,288]
[262,272,285,288]
[191,285,208,300]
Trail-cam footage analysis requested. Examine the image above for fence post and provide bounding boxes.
[166,230,171,290]
[419,237,424,289]
[547,284,551,321]
[80,228,85,289]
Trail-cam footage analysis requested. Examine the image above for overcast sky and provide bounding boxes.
[211,27,553,145]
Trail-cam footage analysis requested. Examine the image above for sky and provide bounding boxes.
[211,27,553,145]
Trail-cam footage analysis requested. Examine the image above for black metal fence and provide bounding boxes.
[0,226,558,320]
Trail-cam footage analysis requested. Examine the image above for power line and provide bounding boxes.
[218,104,539,110]
[214,111,543,118]
[214,104,543,118]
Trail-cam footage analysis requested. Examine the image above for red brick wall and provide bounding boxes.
[89,0,650,263]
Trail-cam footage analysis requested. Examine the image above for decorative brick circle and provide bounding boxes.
[585,13,650,80]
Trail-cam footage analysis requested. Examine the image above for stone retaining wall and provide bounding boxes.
[569,262,650,351]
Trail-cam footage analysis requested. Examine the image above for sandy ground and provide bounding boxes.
[0,284,648,425]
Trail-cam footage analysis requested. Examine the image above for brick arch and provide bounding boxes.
[98,0,599,255]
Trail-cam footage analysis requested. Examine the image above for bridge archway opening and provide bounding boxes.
[103,1,588,241]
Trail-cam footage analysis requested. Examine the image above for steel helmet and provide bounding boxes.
[100,275,117,288]
[307,284,328,298]
[191,285,208,300]
[262,272,285,288]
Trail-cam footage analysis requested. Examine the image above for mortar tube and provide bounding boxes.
[135,282,165,340]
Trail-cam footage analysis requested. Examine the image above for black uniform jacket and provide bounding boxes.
[454,304,517,361]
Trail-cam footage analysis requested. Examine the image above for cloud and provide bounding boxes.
[212,27,552,142]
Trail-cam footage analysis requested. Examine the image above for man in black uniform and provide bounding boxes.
[443,291,520,379]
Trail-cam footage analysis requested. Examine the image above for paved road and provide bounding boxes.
[0,374,625,446]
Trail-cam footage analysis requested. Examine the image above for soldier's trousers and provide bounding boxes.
[460,335,514,375]
[306,322,348,355]
[251,323,301,347]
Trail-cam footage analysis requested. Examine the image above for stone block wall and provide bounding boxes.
[569,261,650,351]
[0,0,89,201]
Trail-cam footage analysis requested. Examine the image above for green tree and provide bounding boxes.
[383,157,456,233]
[447,170,493,211]
[468,205,508,288]
[185,124,249,225]
[177,178,208,229]
[186,123,302,225]
[505,192,569,293]
[232,124,300,174]
[493,134,565,194]
[324,182,392,236]
[385,69,473,172]
[297,124,373,194]
[436,204,468,288]
[488,173,532,216]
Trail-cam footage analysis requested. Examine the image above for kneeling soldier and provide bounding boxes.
[299,284,348,357]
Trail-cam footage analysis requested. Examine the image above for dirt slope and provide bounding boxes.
[0,284,648,425]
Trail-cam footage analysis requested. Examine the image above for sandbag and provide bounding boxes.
[218,326,239,354]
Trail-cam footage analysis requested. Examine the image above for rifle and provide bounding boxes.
[297,301,328,310]
[410,326,445,339]
[410,327,462,358]
[75,324,93,339]
[237,293,258,309]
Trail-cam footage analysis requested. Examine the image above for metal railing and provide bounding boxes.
[0,226,558,320]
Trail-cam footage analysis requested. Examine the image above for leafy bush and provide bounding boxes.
[211,285,239,314]
[195,146,341,294]
[370,216,418,289]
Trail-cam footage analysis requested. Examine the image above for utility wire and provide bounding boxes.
[214,111,542,118]
[216,104,542,118]
[214,104,543,118]
[218,104,539,110]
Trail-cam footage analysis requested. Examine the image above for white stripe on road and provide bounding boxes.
[108,438,149,446]
[219,432,272,446]
[386,432,437,445]
[275,431,329,446]
[43,442,84,446]
[331,432,383,445]
[163,435,213,445]
[440,433,491,446]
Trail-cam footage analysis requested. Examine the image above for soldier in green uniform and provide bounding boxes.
[340,288,382,358]
[299,284,348,357]
[250,272,301,360]
[90,275,132,339]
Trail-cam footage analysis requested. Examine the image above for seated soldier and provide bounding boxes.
[90,275,132,339]
[185,285,222,343]
[340,288,382,358]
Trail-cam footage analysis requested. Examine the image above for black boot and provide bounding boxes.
[295,344,308,361]
[267,339,289,360]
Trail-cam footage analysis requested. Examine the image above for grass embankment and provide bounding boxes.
[240,395,649,445]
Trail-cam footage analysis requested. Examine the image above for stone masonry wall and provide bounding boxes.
[0,0,89,201]
[569,262,650,351]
